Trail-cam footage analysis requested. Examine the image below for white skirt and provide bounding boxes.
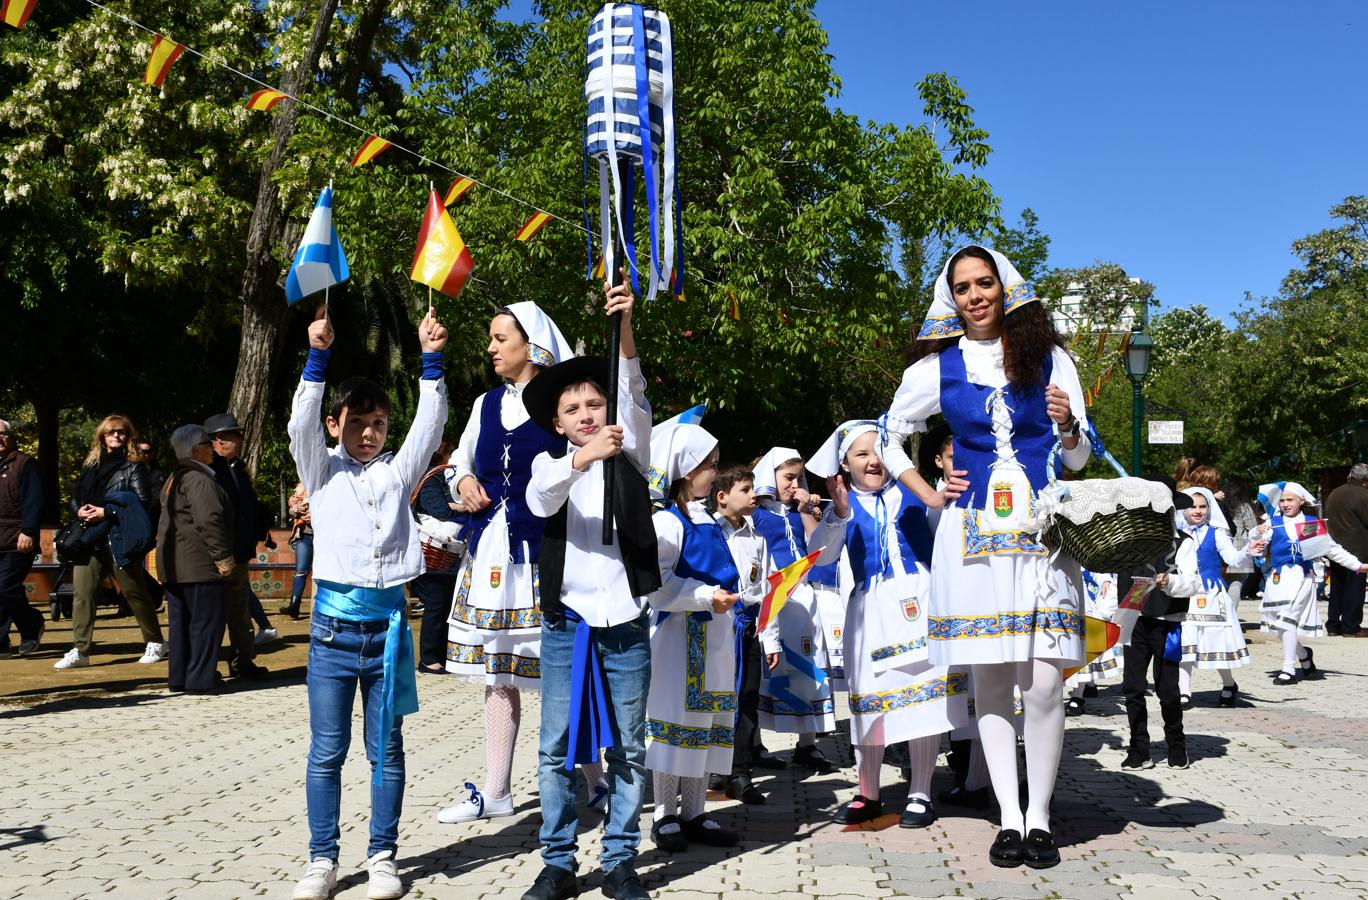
[445,513,542,688]
[928,508,1085,666]
[1181,586,1250,669]
[758,584,838,734]
[646,610,736,778]
[1260,564,1321,637]
[845,569,969,746]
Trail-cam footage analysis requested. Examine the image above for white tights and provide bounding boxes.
[652,772,707,824]
[971,659,1065,834]
[854,735,939,804]
[1179,661,1236,693]
[1281,629,1309,675]
[483,685,520,799]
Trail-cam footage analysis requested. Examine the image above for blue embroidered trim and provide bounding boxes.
[685,613,736,713]
[758,694,836,716]
[445,642,541,678]
[928,608,1083,641]
[848,671,969,714]
[1001,281,1037,315]
[528,343,556,367]
[961,508,1046,558]
[450,564,542,629]
[917,314,964,340]
[645,719,735,749]
[869,637,925,662]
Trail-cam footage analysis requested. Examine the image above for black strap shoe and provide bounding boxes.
[833,795,883,825]
[899,798,936,829]
[725,776,765,805]
[792,743,837,774]
[650,815,688,853]
[989,828,1024,867]
[601,863,649,900]
[1023,829,1061,869]
[1218,682,1238,707]
[682,814,739,847]
[521,865,578,900]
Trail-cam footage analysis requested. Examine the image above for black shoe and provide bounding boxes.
[899,798,936,829]
[1082,683,1099,698]
[1326,624,1343,636]
[707,773,726,792]
[1218,682,1238,708]
[229,659,270,680]
[651,815,688,853]
[792,743,837,774]
[1179,694,1193,711]
[754,749,788,770]
[1023,829,1060,869]
[833,795,883,824]
[1167,747,1190,769]
[1301,647,1320,678]
[725,776,765,805]
[522,864,578,900]
[418,664,450,676]
[989,828,1024,867]
[1064,697,1084,717]
[601,863,648,900]
[1272,670,1299,686]
[682,814,739,847]
[15,621,45,657]
[167,684,185,694]
[936,785,993,809]
[1121,749,1154,770]
[279,602,302,620]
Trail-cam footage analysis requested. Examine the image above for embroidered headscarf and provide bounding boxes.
[647,422,718,501]
[503,301,575,368]
[807,420,879,479]
[751,446,806,499]
[916,245,1037,341]
[1178,486,1229,532]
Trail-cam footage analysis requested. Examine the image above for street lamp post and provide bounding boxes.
[1122,330,1154,476]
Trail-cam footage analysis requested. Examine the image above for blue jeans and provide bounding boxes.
[306,613,405,860]
[291,534,314,605]
[538,611,651,874]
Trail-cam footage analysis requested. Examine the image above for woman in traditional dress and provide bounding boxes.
[877,246,1091,868]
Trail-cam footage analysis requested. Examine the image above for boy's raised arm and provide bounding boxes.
[393,310,450,490]
[288,314,336,495]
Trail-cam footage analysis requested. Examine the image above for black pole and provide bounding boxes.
[602,162,629,545]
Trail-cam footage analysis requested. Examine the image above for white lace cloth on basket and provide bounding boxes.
[1031,477,1174,532]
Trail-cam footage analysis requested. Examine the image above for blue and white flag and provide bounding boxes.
[285,185,349,305]
[656,402,706,429]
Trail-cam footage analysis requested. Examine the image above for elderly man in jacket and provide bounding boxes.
[158,425,236,693]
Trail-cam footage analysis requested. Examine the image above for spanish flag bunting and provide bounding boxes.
[1084,388,1093,407]
[443,176,475,206]
[350,135,393,167]
[1096,332,1108,355]
[245,89,287,111]
[514,210,551,242]
[409,189,473,299]
[670,268,685,302]
[757,550,821,633]
[1118,330,1132,356]
[1063,616,1121,680]
[591,254,605,281]
[727,291,740,320]
[144,35,186,88]
[1093,375,1103,396]
[2,0,37,29]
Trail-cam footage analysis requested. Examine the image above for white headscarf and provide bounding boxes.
[916,245,1037,341]
[807,420,879,479]
[647,423,718,501]
[1258,481,1317,516]
[503,301,575,367]
[1178,486,1229,532]
[752,446,805,499]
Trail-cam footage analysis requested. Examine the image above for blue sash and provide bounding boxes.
[314,581,418,786]
[562,607,617,772]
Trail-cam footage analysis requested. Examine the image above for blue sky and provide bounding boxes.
[815,0,1365,318]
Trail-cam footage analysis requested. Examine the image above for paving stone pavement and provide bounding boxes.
[5,606,1368,899]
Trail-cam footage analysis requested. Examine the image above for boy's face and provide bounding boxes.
[1279,494,1305,517]
[327,405,389,463]
[774,462,805,503]
[717,479,757,517]
[934,441,954,481]
[553,381,608,447]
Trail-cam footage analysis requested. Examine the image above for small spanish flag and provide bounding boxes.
[410,189,473,299]
[591,255,605,281]
[1063,616,1121,680]
[727,291,740,321]
[757,550,821,633]
[514,210,551,242]
[350,135,393,167]
[1096,332,1108,355]
[2,0,38,28]
[245,89,287,111]
[443,176,475,206]
[670,268,685,302]
[1118,330,1131,356]
[144,35,186,88]
[1084,388,1093,407]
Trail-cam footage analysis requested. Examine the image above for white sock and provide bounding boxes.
[1219,667,1236,688]
[582,759,608,792]
[1281,629,1300,675]
[970,662,1024,833]
[1019,659,1066,834]
[906,735,939,803]
[965,739,991,792]
[679,776,708,821]
[855,743,884,800]
[1178,662,1193,697]
[653,771,680,822]
[483,685,519,799]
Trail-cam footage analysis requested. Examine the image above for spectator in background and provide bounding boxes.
[1324,464,1368,637]
[158,425,235,694]
[55,415,165,670]
[412,438,462,675]
[281,481,313,620]
[1222,476,1260,607]
[136,436,168,611]
[0,419,46,657]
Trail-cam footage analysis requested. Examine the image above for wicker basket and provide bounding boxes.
[410,465,465,576]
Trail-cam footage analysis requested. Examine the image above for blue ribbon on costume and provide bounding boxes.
[631,4,662,290]
[313,581,418,786]
[732,600,756,697]
[562,607,617,772]
[766,641,827,715]
[1163,621,1182,663]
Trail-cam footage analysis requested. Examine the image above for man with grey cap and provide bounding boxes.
[1324,464,1368,637]
[205,412,273,679]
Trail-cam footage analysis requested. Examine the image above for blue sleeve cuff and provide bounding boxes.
[421,351,444,381]
[302,348,331,383]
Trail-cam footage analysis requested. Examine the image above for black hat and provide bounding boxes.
[522,356,611,435]
[1172,490,1194,510]
[204,413,244,435]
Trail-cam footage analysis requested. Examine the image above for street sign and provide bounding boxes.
[1148,420,1184,445]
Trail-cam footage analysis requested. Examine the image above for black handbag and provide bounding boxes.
[53,520,89,565]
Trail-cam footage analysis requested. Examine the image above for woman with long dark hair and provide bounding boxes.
[876,246,1092,868]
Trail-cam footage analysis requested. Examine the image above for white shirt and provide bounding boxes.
[525,356,651,627]
[717,512,782,655]
[449,382,531,490]
[287,377,447,589]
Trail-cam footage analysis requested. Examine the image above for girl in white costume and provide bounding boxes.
[438,303,610,823]
[1254,481,1368,685]
[1064,571,1120,716]
[1175,488,1255,708]
[645,422,744,852]
[878,246,1090,869]
[808,422,967,830]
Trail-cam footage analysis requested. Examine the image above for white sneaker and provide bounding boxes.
[436,783,514,823]
[54,648,90,670]
[254,627,280,646]
[292,858,338,900]
[137,641,169,664]
[366,850,404,899]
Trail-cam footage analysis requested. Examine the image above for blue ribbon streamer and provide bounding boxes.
[562,607,617,772]
[313,581,417,786]
[630,5,662,288]
[732,600,756,698]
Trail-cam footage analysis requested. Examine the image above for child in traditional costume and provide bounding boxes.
[1064,571,1121,716]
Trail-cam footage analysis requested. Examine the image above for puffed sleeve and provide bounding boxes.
[879,354,941,479]
[1049,347,1093,471]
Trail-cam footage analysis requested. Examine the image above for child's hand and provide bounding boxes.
[766,651,781,672]
[826,475,850,519]
[308,312,334,351]
[604,274,634,323]
[419,309,449,353]
[711,589,739,614]
[572,425,625,471]
[1155,573,1169,589]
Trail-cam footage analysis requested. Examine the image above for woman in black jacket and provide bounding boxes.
[54,414,167,670]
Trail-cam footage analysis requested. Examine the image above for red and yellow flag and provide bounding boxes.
[1084,388,1094,407]
[350,135,393,167]
[443,176,475,206]
[727,291,740,321]
[245,89,287,111]
[591,254,605,281]
[1118,330,1131,356]
[410,189,473,299]
[1063,616,1121,680]
[670,268,685,302]
[514,210,551,241]
[144,35,186,88]
[757,550,821,633]
[2,0,38,29]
